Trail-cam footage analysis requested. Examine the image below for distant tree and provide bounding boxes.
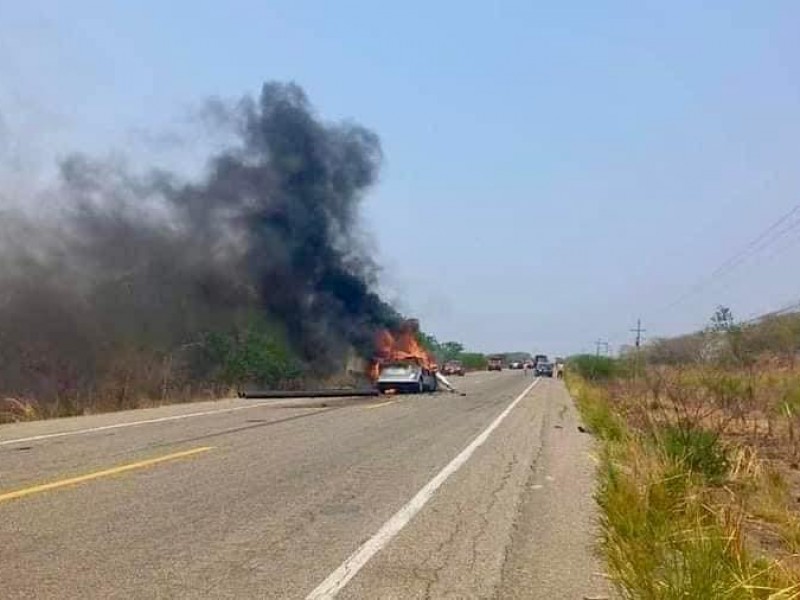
[710,305,736,333]
[417,331,440,356]
[706,305,752,367]
[439,341,465,362]
[417,330,485,370]
[459,352,487,370]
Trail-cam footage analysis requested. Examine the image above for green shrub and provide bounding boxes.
[459,352,487,370]
[659,425,729,484]
[568,354,619,381]
[203,318,301,387]
[597,445,746,599]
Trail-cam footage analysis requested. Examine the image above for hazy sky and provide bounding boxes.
[2,1,799,357]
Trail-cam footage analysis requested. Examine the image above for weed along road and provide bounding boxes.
[0,372,607,599]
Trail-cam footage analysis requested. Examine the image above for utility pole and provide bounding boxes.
[595,339,608,356]
[630,318,646,380]
[631,319,645,349]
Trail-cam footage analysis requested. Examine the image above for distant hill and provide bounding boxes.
[634,309,800,365]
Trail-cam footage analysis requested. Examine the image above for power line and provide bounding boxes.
[709,214,800,285]
[596,207,800,356]
[742,299,800,325]
[709,226,800,301]
[704,205,800,282]
[659,204,800,313]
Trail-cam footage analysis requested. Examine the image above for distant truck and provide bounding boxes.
[534,354,548,366]
[487,356,503,371]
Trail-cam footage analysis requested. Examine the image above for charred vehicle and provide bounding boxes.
[372,319,440,394]
[377,360,438,394]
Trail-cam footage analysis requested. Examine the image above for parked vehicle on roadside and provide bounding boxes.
[442,360,466,376]
[509,361,523,370]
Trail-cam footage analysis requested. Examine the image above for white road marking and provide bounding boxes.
[0,400,285,447]
[305,378,542,600]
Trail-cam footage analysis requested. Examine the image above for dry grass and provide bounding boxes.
[569,367,800,598]
[0,384,232,424]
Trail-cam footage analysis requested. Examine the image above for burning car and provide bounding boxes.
[371,319,440,394]
[377,360,438,394]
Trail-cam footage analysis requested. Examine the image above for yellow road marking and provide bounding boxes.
[0,446,213,503]
[365,400,396,410]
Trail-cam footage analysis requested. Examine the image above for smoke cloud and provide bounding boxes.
[0,82,399,408]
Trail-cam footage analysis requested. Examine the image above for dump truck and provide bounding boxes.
[487,356,503,371]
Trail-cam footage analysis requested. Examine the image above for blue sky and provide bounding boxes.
[2,1,799,356]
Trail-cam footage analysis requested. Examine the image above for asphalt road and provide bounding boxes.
[0,371,608,599]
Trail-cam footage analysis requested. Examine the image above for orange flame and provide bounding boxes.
[369,319,436,380]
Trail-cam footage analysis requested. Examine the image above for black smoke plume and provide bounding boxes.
[0,82,399,411]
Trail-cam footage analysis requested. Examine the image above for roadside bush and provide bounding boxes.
[658,425,729,484]
[568,354,619,381]
[596,427,745,599]
[201,317,302,388]
[459,352,487,371]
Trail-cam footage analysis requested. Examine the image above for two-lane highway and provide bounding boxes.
[0,371,607,599]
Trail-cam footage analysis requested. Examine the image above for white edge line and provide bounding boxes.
[305,377,541,600]
[0,400,284,447]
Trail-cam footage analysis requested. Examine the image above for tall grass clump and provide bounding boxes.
[568,374,800,598]
[568,374,626,442]
[658,425,730,484]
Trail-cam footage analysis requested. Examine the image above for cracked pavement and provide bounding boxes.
[1,371,607,599]
[340,376,607,600]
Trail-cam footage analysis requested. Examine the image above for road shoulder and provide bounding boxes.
[340,378,609,599]
[497,380,609,599]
